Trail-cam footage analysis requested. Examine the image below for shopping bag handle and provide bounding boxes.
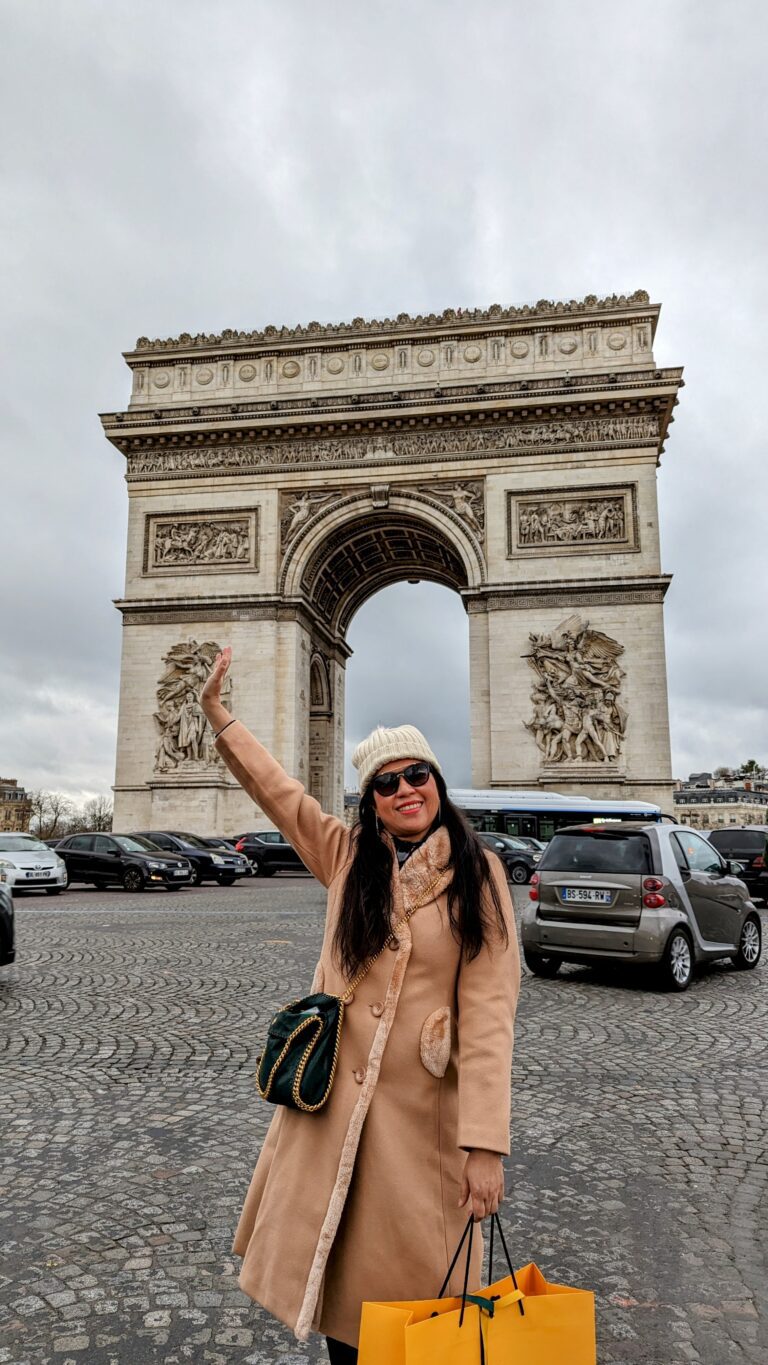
[438,1215,525,1327]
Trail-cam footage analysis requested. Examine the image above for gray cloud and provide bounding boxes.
[1,0,766,801]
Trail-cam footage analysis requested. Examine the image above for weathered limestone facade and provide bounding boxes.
[102,291,683,832]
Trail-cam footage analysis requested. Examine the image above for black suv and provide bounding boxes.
[56,833,193,892]
[234,831,309,877]
[477,832,540,884]
[705,827,768,901]
[132,831,250,885]
[0,882,15,964]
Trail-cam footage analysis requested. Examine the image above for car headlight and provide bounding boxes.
[145,861,163,870]
[0,859,15,869]
[210,854,225,865]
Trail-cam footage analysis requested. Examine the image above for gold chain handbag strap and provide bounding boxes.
[339,871,444,1004]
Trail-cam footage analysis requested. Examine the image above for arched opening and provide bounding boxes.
[345,581,471,789]
[300,510,471,636]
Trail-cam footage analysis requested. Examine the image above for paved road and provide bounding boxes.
[1,879,766,1364]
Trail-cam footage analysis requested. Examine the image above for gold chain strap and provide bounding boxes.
[339,871,444,1004]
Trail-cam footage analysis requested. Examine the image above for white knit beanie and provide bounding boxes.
[351,724,442,795]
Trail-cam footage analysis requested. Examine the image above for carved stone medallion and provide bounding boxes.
[524,615,627,765]
[153,640,232,772]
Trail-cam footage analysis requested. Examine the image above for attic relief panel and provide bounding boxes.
[507,485,639,558]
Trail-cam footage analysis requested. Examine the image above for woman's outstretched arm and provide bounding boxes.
[200,648,350,888]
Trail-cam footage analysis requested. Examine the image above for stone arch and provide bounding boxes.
[309,651,331,714]
[281,490,485,637]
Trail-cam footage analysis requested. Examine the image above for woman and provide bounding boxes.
[200,647,521,1363]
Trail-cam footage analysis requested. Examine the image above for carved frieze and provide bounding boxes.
[144,510,259,574]
[421,480,485,540]
[524,615,627,765]
[127,414,660,480]
[154,640,231,772]
[507,484,639,558]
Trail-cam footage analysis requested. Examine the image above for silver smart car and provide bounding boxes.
[520,821,762,991]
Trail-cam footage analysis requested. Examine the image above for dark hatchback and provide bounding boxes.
[0,882,15,964]
[55,833,193,892]
[234,830,310,876]
[477,832,540,884]
[132,831,250,885]
[704,826,768,901]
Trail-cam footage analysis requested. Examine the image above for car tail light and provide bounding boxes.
[529,872,540,902]
[643,877,664,892]
[235,838,246,851]
[643,892,666,908]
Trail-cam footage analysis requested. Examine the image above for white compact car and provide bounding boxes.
[0,834,69,894]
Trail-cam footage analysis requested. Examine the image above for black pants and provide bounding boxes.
[326,1336,358,1364]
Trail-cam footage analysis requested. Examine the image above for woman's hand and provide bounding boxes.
[459,1149,505,1222]
[200,646,233,732]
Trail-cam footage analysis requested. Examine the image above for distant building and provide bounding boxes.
[674,773,768,829]
[0,778,32,833]
[344,790,360,829]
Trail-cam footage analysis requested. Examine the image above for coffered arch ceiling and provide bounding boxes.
[301,512,469,636]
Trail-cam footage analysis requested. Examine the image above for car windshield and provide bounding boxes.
[174,833,211,850]
[127,835,166,852]
[540,831,651,875]
[0,835,51,853]
[113,836,159,853]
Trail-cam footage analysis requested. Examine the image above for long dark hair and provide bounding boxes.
[333,769,509,977]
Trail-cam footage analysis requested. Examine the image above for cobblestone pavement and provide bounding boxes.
[1,879,766,1364]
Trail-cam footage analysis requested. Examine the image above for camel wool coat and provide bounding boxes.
[215,721,521,1347]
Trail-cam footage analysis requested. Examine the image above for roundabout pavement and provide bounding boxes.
[0,879,765,1363]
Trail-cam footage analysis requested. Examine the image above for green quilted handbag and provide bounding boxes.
[255,873,442,1113]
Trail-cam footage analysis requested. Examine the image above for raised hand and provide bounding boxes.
[200,646,233,731]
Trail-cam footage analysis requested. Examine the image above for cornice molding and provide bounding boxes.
[129,290,654,357]
[463,575,672,612]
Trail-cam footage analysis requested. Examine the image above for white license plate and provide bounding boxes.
[562,888,612,904]
[174,869,187,876]
[26,871,51,879]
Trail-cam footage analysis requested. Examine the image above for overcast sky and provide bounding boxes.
[1,0,766,801]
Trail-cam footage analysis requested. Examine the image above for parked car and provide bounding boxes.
[234,830,310,876]
[0,834,68,895]
[56,833,193,892]
[477,832,540,884]
[508,835,548,854]
[521,821,762,991]
[703,826,768,902]
[131,831,250,885]
[0,881,15,964]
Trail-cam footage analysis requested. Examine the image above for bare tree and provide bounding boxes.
[28,790,76,840]
[80,795,114,832]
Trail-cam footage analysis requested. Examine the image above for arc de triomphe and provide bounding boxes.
[102,290,683,832]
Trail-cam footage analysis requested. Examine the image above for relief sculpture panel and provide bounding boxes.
[144,510,259,574]
[508,485,638,558]
[154,639,232,772]
[525,615,627,765]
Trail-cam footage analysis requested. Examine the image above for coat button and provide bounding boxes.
[353,1067,366,1084]
[371,1002,384,1017]
[388,939,399,951]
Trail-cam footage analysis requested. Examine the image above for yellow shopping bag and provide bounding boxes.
[358,1215,596,1365]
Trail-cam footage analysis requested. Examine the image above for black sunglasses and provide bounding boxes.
[371,761,432,797]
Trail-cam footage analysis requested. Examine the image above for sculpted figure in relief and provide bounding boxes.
[518,496,626,548]
[154,518,250,566]
[154,639,232,771]
[524,614,627,764]
[423,481,485,538]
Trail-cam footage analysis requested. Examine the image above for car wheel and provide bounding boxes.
[249,859,262,877]
[218,875,236,886]
[193,868,205,886]
[122,867,145,893]
[523,947,561,977]
[510,863,529,885]
[659,927,693,991]
[731,913,762,970]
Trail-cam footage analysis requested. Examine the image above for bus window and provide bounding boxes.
[539,818,555,842]
[520,817,537,838]
[503,816,521,837]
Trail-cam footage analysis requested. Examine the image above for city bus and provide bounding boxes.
[448,788,662,843]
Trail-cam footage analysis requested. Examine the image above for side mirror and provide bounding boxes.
[728,860,746,876]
